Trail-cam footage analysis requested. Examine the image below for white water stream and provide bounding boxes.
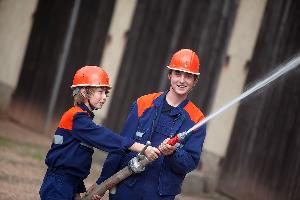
[187,55,300,134]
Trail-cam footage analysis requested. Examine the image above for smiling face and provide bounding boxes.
[82,87,110,110]
[168,70,197,97]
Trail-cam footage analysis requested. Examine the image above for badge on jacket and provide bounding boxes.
[54,135,63,144]
[135,131,144,137]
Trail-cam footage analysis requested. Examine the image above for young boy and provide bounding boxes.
[39,66,160,200]
[97,49,206,200]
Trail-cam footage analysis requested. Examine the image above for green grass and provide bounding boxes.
[20,144,47,162]
[0,137,10,146]
[0,136,47,162]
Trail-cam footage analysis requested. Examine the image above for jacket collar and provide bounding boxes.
[153,91,189,116]
[79,103,95,119]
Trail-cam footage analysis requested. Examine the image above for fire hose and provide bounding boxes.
[81,141,153,200]
[81,132,185,200]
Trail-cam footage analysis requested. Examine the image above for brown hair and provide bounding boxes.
[168,69,199,81]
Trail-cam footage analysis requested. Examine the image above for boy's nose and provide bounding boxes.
[102,93,107,100]
[180,74,186,82]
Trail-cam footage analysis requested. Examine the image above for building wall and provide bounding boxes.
[8,0,117,132]
[219,0,300,198]
[93,0,137,124]
[192,1,268,194]
[0,0,38,112]
[0,0,265,155]
[204,0,267,157]
[105,0,238,132]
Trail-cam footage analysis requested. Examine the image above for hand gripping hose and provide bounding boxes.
[81,142,151,200]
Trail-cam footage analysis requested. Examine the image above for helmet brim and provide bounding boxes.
[70,84,112,89]
[166,66,200,75]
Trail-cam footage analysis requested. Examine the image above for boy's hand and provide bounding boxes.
[144,146,160,161]
[91,194,102,200]
[159,138,176,155]
[86,184,103,200]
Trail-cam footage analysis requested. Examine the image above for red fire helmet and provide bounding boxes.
[167,49,200,75]
[71,66,111,88]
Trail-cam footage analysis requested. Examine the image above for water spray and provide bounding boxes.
[168,55,300,145]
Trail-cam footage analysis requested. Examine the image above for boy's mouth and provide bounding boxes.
[177,85,186,88]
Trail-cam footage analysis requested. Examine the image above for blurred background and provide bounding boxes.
[0,0,299,199]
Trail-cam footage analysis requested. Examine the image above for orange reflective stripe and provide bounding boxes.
[137,93,162,117]
[184,101,205,123]
[58,106,85,130]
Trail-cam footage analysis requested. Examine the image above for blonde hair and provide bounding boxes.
[73,87,97,106]
[73,87,110,106]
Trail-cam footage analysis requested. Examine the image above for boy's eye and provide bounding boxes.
[174,71,181,76]
[96,88,110,97]
[97,90,105,95]
[186,74,193,78]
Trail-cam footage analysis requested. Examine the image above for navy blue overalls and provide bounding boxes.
[98,92,206,200]
[40,104,134,200]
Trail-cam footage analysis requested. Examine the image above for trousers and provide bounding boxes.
[39,168,82,200]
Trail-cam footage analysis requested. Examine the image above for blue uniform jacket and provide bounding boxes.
[44,104,134,192]
[98,92,206,196]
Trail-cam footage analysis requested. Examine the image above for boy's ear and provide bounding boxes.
[79,88,87,98]
[193,78,198,87]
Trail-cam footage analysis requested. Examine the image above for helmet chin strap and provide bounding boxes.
[88,99,98,110]
[81,89,98,111]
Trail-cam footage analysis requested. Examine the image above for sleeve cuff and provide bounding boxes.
[121,137,135,152]
[77,181,86,193]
